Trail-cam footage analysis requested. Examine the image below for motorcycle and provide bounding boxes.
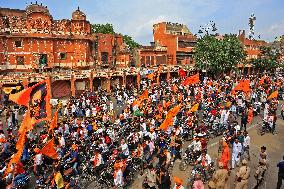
[179,146,195,171]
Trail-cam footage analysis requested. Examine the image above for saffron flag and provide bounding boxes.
[147,73,154,81]
[232,79,250,94]
[140,89,149,100]
[49,109,59,132]
[181,73,200,86]
[190,103,199,113]
[41,138,58,159]
[9,79,52,123]
[159,104,182,130]
[18,111,33,135]
[178,69,186,77]
[5,147,24,176]
[259,76,266,85]
[267,91,278,100]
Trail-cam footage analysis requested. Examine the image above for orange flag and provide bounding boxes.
[5,147,24,176]
[49,109,59,132]
[18,110,33,135]
[147,73,154,80]
[9,79,52,123]
[190,103,199,113]
[181,73,200,86]
[259,76,266,85]
[167,104,182,117]
[232,79,250,94]
[41,138,58,159]
[159,104,182,130]
[140,89,149,100]
[267,91,278,100]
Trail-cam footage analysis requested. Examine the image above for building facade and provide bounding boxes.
[0,4,197,98]
[153,22,197,65]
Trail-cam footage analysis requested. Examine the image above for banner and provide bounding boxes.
[9,79,52,123]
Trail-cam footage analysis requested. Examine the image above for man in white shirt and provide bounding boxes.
[188,138,202,160]
[243,131,251,160]
[232,139,243,169]
[120,139,129,158]
[196,151,212,167]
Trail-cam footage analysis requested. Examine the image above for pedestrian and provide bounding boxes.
[192,174,204,189]
[208,162,229,189]
[232,139,242,169]
[157,167,171,189]
[253,159,267,189]
[276,156,284,189]
[281,103,284,120]
[243,131,250,160]
[235,159,250,189]
[173,176,185,189]
[143,164,157,189]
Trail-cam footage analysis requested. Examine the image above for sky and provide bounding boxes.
[1,0,284,45]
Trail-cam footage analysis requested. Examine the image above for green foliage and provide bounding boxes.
[251,46,281,71]
[122,35,141,51]
[91,23,115,34]
[194,34,246,76]
[91,23,140,51]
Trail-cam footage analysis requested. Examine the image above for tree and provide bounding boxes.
[91,23,140,51]
[251,46,281,72]
[194,34,246,77]
[91,23,115,34]
[122,35,141,51]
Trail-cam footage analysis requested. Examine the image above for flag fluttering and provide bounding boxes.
[181,73,200,86]
[9,79,52,123]
[41,138,59,160]
[232,79,250,94]
[178,69,186,77]
[190,103,199,113]
[49,109,59,132]
[159,104,182,130]
[267,90,278,100]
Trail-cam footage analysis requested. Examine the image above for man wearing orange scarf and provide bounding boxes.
[220,141,230,170]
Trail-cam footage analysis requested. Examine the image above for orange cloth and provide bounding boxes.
[267,91,278,100]
[232,79,250,95]
[41,138,58,159]
[247,109,253,123]
[173,176,183,185]
[181,73,200,86]
[220,143,230,170]
[9,79,52,122]
[49,109,59,132]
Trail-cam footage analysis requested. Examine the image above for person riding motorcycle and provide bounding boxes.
[188,137,202,161]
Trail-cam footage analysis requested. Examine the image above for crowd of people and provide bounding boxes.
[0,72,283,189]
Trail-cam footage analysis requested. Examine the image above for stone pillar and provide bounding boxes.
[89,72,94,92]
[167,68,171,81]
[71,75,76,97]
[137,72,141,91]
[101,77,111,93]
[123,74,126,87]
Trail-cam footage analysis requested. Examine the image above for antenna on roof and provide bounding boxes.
[77,6,80,11]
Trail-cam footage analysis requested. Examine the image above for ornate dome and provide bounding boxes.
[72,7,86,21]
[25,2,51,18]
